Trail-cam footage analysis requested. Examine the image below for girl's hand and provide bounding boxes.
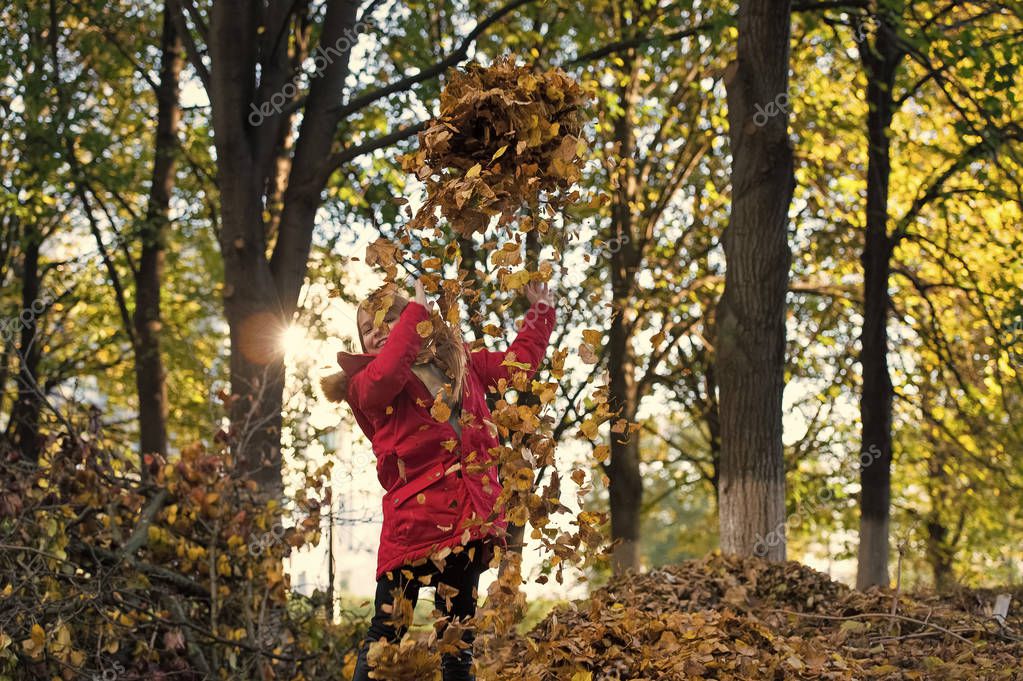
[524,280,554,308]
[413,277,428,307]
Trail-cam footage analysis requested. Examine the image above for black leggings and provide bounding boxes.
[351,541,488,681]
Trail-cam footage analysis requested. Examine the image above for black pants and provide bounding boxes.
[350,541,488,681]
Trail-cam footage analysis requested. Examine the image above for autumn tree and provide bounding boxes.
[784,2,1023,587]
[578,0,730,574]
[133,0,183,462]
[715,0,794,560]
[848,1,1023,588]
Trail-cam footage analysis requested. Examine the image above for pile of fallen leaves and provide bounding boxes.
[400,55,592,236]
[479,554,1023,680]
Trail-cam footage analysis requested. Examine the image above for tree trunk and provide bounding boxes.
[135,2,182,466]
[715,0,794,560]
[10,235,43,462]
[204,0,359,502]
[605,55,643,575]
[703,360,721,493]
[855,9,903,591]
[925,517,956,592]
[607,304,641,574]
[922,444,959,592]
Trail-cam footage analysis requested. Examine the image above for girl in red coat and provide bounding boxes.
[322,277,556,681]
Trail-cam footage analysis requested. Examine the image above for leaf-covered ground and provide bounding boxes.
[479,554,1023,680]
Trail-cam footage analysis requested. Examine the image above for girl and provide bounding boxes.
[322,277,556,681]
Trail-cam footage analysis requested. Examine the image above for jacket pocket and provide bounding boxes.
[385,461,466,545]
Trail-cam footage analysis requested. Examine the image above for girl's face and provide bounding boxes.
[358,303,403,354]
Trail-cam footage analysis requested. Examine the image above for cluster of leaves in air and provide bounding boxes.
[480,553,1023,680]
[0,429,368,681]
[353,57,625,676]
[399,55,592,238]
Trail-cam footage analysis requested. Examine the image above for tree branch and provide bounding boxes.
[170,0,211,92]
[325,118,429,173]
[330,0,539,120]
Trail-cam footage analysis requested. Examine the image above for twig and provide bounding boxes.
[890,541,905,636]
[769,609,976,645]
[870,627,981,644]
[118,488,169,557]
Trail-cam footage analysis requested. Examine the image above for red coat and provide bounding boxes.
[337,300,556,580]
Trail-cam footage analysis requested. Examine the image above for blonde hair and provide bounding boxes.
[320,284,467,404]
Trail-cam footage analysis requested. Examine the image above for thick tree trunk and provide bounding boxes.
[855,10,902,591]
[715,0,794,560]
[10,236,42,461]
[207,0,358,501]
[221,214,287,495]
[135,3,182,466]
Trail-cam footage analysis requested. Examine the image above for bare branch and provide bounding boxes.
[330,0,539,120]
[171,0,211,92]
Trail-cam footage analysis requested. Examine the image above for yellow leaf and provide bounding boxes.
[491,242,522,267]
[416,320,434,338]
[491,145,508,161]
[431,398,452,423]
[501,268,531,290]
[466,163,482,178]
[21,625,44,659]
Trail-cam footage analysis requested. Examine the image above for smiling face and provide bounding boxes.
[357,301,404,354]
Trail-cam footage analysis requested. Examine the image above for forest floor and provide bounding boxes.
[481,554,1023,680]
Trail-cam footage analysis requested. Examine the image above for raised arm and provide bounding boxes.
[347,301,430,411]
[472,291,556,391]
